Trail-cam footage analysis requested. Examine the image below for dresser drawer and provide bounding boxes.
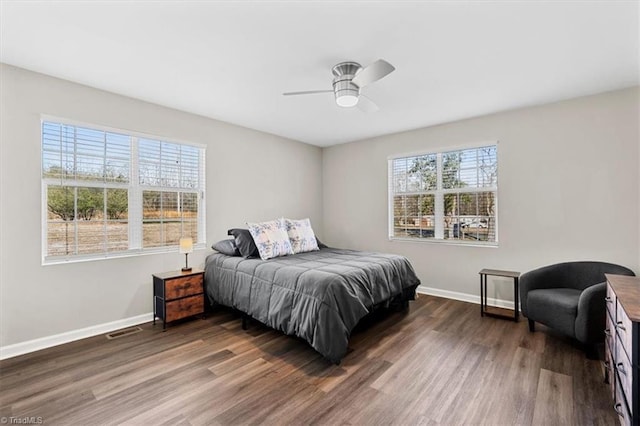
[616,301,633,361]
[606,311,616,355]
[615,335,634,416]
[165,274,203,300]
[606,283,617,321]
[604,343,616,396]
[614,379,632,426]
[165,295,204,322]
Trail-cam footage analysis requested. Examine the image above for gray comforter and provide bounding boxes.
[204,247,420,363]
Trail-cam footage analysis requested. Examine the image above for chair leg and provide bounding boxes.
[584,343,600,360]
[528,319,535,332]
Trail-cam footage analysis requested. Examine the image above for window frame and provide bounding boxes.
[388,141,498,247]
[41,116,206,265]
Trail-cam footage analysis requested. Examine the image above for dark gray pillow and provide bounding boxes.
[211,239,240,256]
[227,228,259,258]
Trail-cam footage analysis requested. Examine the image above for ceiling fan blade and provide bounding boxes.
[357,94,379,113]
[352,59,395,88]
[283,90,333,96]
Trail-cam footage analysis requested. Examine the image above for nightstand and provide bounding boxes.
[153,269,205,330]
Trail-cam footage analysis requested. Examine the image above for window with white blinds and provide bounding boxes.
[42,120,205,263]
[389,144,498,245]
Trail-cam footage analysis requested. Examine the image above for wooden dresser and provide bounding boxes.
[604,274,639,426]
[153,269,205,330]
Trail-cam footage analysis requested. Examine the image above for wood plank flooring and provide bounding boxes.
[0,295,617,425]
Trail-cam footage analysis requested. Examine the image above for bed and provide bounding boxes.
[204,247,421,363]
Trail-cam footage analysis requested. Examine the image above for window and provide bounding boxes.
[42,120,205,263]
[389,144,497,245]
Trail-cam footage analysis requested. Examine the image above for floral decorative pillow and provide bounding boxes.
[283,218,319,254]
[247,219,294,260]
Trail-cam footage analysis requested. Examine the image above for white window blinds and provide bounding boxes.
[389,144,498,245]
[42,120,205,263]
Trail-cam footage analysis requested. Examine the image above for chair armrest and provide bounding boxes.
[575,282,607,344]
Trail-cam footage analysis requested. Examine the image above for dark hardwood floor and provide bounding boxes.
[0,295,617,425]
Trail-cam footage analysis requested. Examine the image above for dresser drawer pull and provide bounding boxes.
[616,362,626,375]
[614,403,625,417]
[616,321,626,331]
[605,296,613,303]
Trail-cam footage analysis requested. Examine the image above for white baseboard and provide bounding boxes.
[0,312,154,360]
[0,287,514,360]
[417,285,516,310]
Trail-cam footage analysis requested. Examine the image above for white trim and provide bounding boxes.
[0,313,154,360]
[388,143,499,246]
[41,119,207,265]
[387,140,499,161]
[389,237,498,248]
[416,285,516,310]
[40,114,207,149]
[43,244,208,266]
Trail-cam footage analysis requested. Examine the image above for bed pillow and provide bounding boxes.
[211,239,240,256]
[284,218,320,254]
[247,219,294,260]
[227,228,260,258]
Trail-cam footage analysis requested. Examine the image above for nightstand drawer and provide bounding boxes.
[165,274,203,300]
[165,295,204,322]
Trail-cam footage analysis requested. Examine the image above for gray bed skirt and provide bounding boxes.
[204,247,421,363]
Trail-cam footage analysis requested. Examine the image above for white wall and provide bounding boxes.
[323,88,639,303]
[0,64,322,350]
[1,62,637,356]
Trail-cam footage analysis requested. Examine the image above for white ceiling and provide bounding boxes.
[1,1,638,147]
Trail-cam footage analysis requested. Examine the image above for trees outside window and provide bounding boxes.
[389,144,497,244]
[42,120,205,262]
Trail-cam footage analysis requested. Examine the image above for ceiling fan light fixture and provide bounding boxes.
[282,59,393,112]
[333,72,360,108]
[336,93,359,107]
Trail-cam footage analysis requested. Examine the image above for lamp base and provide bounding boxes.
[181,267,192,272]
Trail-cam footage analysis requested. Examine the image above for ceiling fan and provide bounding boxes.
[283,59,395,112]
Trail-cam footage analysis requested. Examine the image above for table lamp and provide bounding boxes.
[179,237,193,272]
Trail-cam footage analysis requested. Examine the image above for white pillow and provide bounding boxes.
[247,219,294,260]
[284,218,319,254]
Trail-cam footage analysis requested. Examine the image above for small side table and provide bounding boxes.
[479,268,520,322]
[153,269,205,330]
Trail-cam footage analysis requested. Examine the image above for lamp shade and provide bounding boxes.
[179,237,193,254]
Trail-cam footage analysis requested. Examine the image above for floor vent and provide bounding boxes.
[106,326,143,340]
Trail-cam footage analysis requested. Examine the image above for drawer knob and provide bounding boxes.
[616,321,626,331]
[605,296,613,303]
[614,403,625,417]
[616,362,626,375]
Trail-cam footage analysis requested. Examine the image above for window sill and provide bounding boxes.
[389,237,498,248]
[42,243,208,266]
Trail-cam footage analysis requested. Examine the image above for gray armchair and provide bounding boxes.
[520,261,635,351]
